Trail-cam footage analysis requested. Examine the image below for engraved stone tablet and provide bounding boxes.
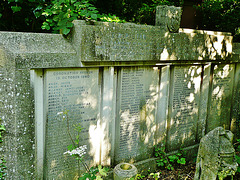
[207,64,235,132]
[115,67,159,162]
[44,68,100,179]
[167,66,202,151]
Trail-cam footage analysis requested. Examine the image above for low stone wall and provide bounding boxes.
[0,16,239,179]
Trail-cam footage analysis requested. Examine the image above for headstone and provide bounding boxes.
[207,64,235,132]
[194,127,238,180]
[115,67,159,163]
[167,66,202,151]
[44,68,100,179]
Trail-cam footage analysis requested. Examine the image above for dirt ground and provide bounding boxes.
[142,162,240,180]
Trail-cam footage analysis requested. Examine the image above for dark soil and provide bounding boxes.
[141,161,240,180]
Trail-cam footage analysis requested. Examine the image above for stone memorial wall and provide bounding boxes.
[0,7,240,178]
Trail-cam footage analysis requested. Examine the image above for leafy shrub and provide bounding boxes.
[41,0,101,35]
[235,139,240,173]
[154,145,186,170]
[196,0,240,42]
[79,165,109,180]
[0,118,6,180]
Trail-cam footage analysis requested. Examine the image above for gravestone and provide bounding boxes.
[44,68,100,179]
[194,127,238,180]
[167,66,202,151]
[115,67,159,163]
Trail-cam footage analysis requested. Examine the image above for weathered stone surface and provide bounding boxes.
[44,68,100,179]
[115,66,159,163]
[194,127,238,180]
[0,7,239,179]
[207,64,235,132]
[197,64,211,141]
[231,63,240,136]
[167,65,202,151]
[73,20,233,62]
[233,43,240,54]
[113,163,137,180]
[155,6,182,33]
[0,32,78,69]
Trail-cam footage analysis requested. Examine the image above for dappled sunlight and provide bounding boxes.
[207,64,235,132]
[81,91,97,109]
[88,123,101,165]
[167,65,202,151]
[0,48,8,66]
[160,48,169,60]
[114,67,159,163]
[99,120,111,165]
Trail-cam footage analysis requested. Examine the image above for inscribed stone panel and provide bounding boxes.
[115,67,159,163]
[167,66,202,151]
[207,64,235,132]
[44,68,100,179]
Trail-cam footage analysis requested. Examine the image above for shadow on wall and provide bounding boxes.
[167,65,202,152]
[75,20,232,63]
[114,67,159,163]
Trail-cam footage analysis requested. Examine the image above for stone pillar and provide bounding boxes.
[101,67,117,165]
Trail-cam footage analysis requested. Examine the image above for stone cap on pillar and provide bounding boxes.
[155,5,182,33]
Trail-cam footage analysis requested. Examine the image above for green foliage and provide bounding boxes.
[100,14,126,23]
[41,0,101,35]
[134,172,146,179]
[133,0,183,25]
[41,0,126,35]
[0,0,47,32]
[0,118,6,180]
[0,157,6,180]
[196,0,240,42]
[0,121,5,143]
[79,165,109,180]
[235,139,240,173]
[154,145,186,170]
[1,0,239,42]
[149,172,161,180]
[59,111,109,179]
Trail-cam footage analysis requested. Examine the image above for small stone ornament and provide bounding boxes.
[113,163,137,180]
[155,5,182,33]
[194,127,238,180]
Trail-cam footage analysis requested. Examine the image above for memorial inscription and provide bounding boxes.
[115,67,159,162]
[44,68,100,179]
[167,66,202,151]
[207,64,234,132]
[81,25,167,61]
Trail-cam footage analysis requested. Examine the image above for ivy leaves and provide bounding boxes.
[41,0,101,35]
